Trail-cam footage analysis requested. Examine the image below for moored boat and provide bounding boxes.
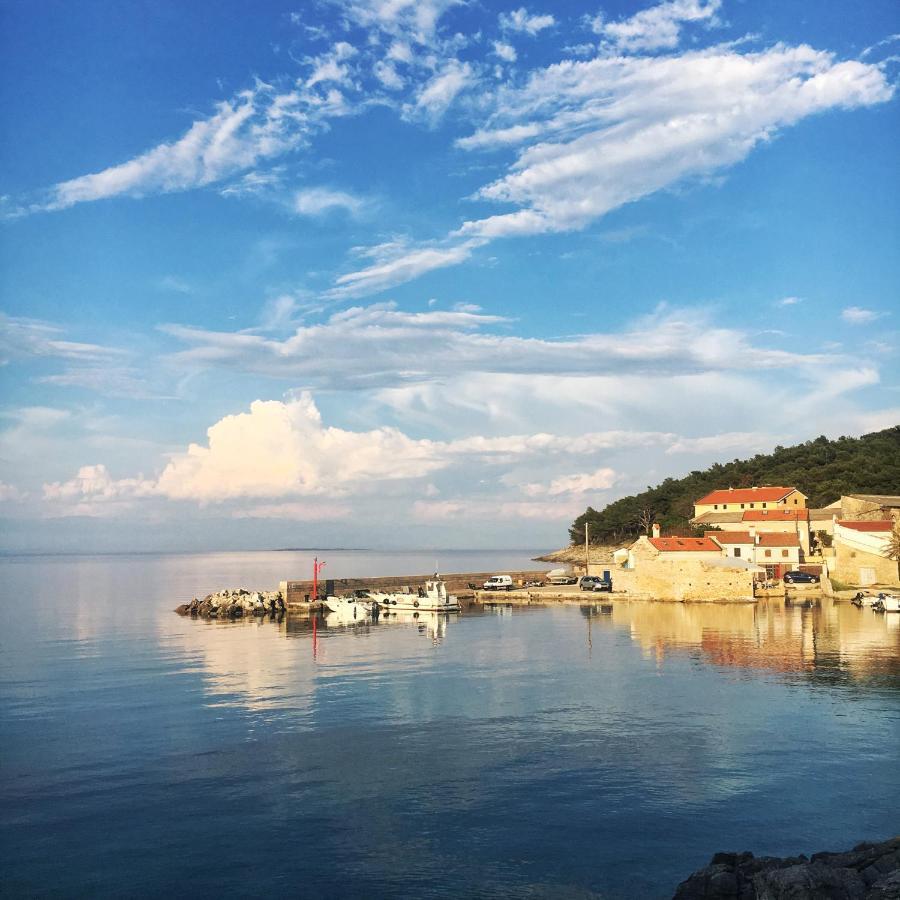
[873,593,900,613]
[369,577,460,612]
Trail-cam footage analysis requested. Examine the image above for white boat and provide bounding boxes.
[873,593,900,613]
[368,578,460,612]
[324,596,374,618]
[851,592,881,608]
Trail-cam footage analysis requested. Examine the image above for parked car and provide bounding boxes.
[783,570,819,584]
[483,575,514,591]
[579,575,612,592]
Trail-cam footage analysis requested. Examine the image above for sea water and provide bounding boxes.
[1,550,898,898]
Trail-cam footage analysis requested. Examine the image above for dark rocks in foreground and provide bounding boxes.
[674,836,900,899]
[175,589,285,620]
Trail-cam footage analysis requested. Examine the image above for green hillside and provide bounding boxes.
[569,426,900,545]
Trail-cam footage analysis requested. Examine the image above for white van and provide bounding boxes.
[483,575,514,591]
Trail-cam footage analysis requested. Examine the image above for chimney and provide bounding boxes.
[749,525,758,544]
[651,523,660,539]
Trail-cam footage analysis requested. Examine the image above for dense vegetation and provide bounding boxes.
[569,426,900,545]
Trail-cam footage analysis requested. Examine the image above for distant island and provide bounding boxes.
[570,426,900,544]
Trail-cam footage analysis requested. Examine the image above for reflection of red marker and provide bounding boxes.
[312,615,318,660]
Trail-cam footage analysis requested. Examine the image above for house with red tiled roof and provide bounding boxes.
[708,528,801,569]
[692,488,811,553]
[611,523,760,601]
[693,486,807,518]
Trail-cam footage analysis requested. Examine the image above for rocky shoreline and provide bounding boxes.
[673,836,900,899]
[175,588,285,619]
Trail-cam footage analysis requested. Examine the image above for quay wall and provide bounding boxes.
[280,570,549,605]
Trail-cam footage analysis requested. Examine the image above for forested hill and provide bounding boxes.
[569,426,900,545]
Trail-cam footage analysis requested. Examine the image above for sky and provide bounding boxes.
[1,0,898,553]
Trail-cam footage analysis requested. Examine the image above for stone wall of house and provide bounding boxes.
[610,558,755,602]
[840,495,900,523]
[830,544,899,587]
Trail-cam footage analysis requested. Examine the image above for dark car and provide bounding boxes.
[580,575,612,592]
[783,570,819,584]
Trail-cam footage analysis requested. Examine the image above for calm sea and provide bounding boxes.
[1,550,898,898]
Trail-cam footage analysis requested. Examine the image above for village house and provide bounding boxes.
[692,486,807,518]
[837,494,900,525]
[705,528,802,574]
[606,524,760,602]
[830,518,898,587]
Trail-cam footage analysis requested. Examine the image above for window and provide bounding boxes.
[750,503,755,508]
[714,504,718,510]
[765,550,772,558]
[762,502,767,508]
[793,498,798,505]
[740,503,745,509]
[734,548,741,558]
[782,550,789,558]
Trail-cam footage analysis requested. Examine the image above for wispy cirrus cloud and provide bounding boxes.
[160,301,836,392]
[587,0,722,53]
[335,42,892,294]
[841,306,887,324]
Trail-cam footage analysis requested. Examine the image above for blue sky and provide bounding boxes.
[1,0,898,552]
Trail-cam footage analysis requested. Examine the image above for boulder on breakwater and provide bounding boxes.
[175,588,285,619]
[673,836,900,899]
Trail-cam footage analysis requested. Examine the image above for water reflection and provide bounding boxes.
[579,598,900,681]
[163,596,900,718]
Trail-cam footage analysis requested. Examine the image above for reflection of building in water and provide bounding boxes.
[594,600,900,679]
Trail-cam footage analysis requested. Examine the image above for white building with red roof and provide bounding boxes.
[693,486,807,518]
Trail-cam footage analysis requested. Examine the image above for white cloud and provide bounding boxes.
[293,186,364,216]
[326,239,483,298]
[499,8,556,36]
[305,41,357,88]
[590,0,721,53]
[43,85,309,211]
[493,41,518,63]
[664,431,771,455]
[0,314,127,365]
[458,46,892,239]
[522,467,618,496]
[841,306,886,324]
[0,481,28,503]
[777,296,802,306]
[163,302,834,391]
[404,59,474,124]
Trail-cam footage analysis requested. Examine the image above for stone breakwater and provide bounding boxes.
[175,588,285,619]
[673,836,900,899]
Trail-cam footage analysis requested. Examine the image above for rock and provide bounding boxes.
[673,838,899,900]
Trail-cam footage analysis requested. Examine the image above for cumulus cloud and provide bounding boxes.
[589,0,721,53]
[499,8,556,36]
[0,481,28,503]
[493,41,518,63]
[841,306,886,324]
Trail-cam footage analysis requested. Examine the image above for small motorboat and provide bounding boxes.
[873,593,900,613]
[851,592,880,608]
[324,596,374,618]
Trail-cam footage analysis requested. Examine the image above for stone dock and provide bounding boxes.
[279,569,552,609]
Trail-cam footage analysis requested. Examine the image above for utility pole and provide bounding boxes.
[585,522,590,575]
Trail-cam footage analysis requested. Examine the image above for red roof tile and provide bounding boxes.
[756,533,800,547]
[742,509,807,521]
[650,537,721,553]
[707,531,754,544]
[696,486,800,505]
[837,520,894,532]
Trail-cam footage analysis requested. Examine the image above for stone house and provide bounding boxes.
[607,524,759,602]
[837,494,900,524]
[831,518,899,587]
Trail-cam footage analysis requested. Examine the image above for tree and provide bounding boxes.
[883,527,900,582]
[637,507,655,535]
